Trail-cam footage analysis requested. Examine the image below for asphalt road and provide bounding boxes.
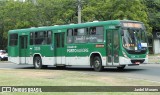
[0,61,160,82]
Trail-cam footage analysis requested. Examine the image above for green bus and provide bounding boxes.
[8,20,148,71]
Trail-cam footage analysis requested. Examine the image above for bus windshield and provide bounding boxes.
[122,29,147,51]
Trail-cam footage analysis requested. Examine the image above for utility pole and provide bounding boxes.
[77,0,81,23]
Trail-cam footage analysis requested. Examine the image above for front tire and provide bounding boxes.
[93,56,104,72]
[33,56,46,69]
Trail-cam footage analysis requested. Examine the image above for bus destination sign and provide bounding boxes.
[122,22,143,28]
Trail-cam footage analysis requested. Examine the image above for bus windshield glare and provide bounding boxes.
[122,28,147,51]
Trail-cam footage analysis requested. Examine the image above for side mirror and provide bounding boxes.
[115,25,121,29]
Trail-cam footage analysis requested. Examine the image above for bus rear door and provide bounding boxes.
[54,32,65,65]
[19,35,28,64]
[107,30,119,65]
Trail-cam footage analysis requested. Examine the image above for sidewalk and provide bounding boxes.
[148,55,160,64]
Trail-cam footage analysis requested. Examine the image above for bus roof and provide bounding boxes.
[8,20,143,33]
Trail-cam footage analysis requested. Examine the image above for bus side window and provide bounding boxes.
[35,32,38,45]
[39,32,44,45]
[41,31,47,45]
[47,31,52,44]
[74,29,78,36]
[30,32,34,45]
[90,27,96,35]
[74,29,78,43]
[96,27,104,42]
[89,27,97,43]
[9,33,18,46]
[89,27,104,43]
[67,29,73,44]
[74,28,87,43]
[35,32,44,45]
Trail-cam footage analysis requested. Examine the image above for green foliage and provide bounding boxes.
[0,0,158,48]
[2,1,38,33]
[143,0,160,32]
[82,0,151,35]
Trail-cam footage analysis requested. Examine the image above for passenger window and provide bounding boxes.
[66,27,103,44]
[88,27,104,43]
[31,31,52,45]
[9,33,18,46]
[67,29,73,44]
[30,32,34,45]
[47,31,52,44]
[74,28,87,43]
[90,27,96,35]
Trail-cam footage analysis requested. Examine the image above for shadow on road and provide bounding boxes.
[1,61,147,72]
[16,66,147,73]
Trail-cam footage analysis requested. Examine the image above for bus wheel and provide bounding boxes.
[117,65,126,70]
[93,56,104,72]
[34,56,43,69]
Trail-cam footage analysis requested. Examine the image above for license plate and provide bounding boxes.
[135,62,140,64]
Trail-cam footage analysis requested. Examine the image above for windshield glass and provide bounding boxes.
[122,29,147,51]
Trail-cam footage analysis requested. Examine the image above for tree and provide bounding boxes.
[110,0,151,35]
[0,0,8,49]
[0,0,153,49]
[143,0,160,32]
[82,0,151,35]
[34,0,77,25]
[0,0,38,48]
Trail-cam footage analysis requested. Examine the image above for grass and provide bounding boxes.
[0,69,160,95]
[148,54,160,63]
[148,54,160,56]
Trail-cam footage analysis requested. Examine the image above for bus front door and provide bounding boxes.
[19,35,28,64]
[107,30,119,65]
[54,32,65,65]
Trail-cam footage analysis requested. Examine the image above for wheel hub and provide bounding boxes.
[35,59,40,67]
[95,60,100,68]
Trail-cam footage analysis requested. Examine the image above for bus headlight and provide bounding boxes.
[122,51,128,58]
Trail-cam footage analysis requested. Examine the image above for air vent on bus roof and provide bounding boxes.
[38,26,46,28]
[30,27,36,28]
[93,20,99,22]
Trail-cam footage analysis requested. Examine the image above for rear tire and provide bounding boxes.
[93,56,104,72]
[33,56,46,69]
